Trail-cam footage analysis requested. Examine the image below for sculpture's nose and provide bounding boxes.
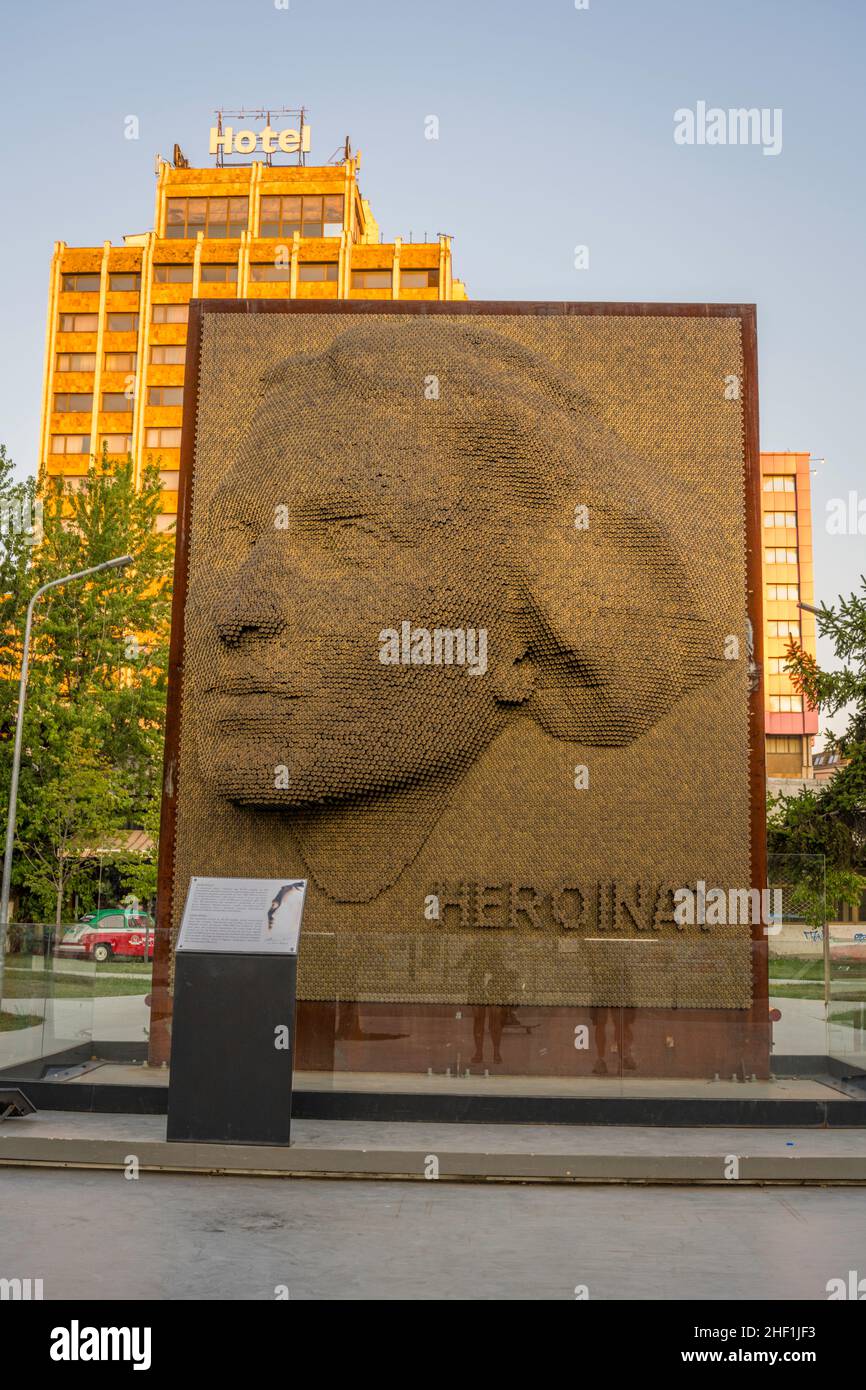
[213,578,288,647]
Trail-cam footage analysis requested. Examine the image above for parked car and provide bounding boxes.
[57,909,155,964]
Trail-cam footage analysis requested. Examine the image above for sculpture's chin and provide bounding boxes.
[199,767,321,809]
[197,754,385,810]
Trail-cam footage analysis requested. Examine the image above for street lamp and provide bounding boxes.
[797,596,833,1008]
[0,555,134,991]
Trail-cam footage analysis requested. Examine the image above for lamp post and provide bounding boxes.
[797,597,831,1009]
[0,555,133,995]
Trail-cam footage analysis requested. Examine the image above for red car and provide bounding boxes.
[58,911,155,964]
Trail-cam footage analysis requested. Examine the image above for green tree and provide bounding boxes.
[14,723,130,926]
[1,453,172,922]
[114,783,162,912]
[0,444,39,743]
[768,580,866,924]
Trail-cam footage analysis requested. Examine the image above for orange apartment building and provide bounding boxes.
[760,450,819,782]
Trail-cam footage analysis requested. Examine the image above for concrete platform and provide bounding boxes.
[9,1059,866,1126]
[56,1062,858,1100]
[1,1110,864,1184]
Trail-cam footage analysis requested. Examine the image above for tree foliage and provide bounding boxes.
[0,453,172,922]
[768,580,866,923]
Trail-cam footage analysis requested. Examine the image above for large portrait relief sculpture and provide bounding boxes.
[155,304,764,1052]
[189,322,726,902]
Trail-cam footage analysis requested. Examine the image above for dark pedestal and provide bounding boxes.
[167,951,297,1145]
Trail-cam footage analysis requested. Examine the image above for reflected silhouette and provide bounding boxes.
[591,1009,637,1076]
[459,939,514,1065]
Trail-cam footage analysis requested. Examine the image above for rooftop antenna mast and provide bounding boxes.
[325,135,354,165]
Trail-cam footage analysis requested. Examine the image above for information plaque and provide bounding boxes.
[166,876,306,1146]
[176,876,306,956]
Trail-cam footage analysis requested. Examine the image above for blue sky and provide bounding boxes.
[2,0,863,684]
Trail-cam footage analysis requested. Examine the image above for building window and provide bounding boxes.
[400,268,440,288]
[165,196,248,239]
[146,427,182,448]
[768,620,801,639]
[250,261,342,284]
[151,303,189,324]
[812,750,843,772]
[100,434,133,454]
[107,312,139,332]
[763,475,796,492]
[56,352,97,372]
[53,393,93,412]
[199,263,238,283]
[259,194,343,239]
[260,195,299,238]
[150,345,186,365]
[767,657,790,675]
[153,264,194,283]
[770,695,803,713]
[159,471,180,491]
[51,434,91,454]
[250,263,292,282]
[767,735,801,754]
[61,272,101,292]
[104,352,137,371]
[297,263,338,282]
[351,270,393,289]
[764,511,796,528]
[59,313,98,332]
[109,272,141,292]
[765,547,797,564]
[101,392,134,412]
[148,386,184,406]
[768,583,799,601]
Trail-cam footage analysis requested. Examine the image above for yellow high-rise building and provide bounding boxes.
[760,450,818,783]
[38,121,467,530]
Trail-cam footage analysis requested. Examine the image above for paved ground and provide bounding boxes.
[2,1167,865,1300]
[3,1113,863,1183]
[6,1111,866,1155]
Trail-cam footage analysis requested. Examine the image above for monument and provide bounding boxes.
[151,302,767,1081]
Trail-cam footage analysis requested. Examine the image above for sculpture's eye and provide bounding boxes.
[206,485,260,557]
[223,518,257,546]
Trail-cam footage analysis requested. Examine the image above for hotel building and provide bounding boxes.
[38,125,467,531]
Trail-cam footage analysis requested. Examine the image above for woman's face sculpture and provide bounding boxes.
[189,406,519,807]
[186,324,725,816]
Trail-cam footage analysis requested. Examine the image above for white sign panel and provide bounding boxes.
[176,876,306,956]
[208,125,311,157]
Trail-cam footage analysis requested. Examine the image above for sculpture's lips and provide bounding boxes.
[205,688,306,718]
[204,684,306,698]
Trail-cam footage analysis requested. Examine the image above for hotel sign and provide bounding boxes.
[209,123,311,157]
